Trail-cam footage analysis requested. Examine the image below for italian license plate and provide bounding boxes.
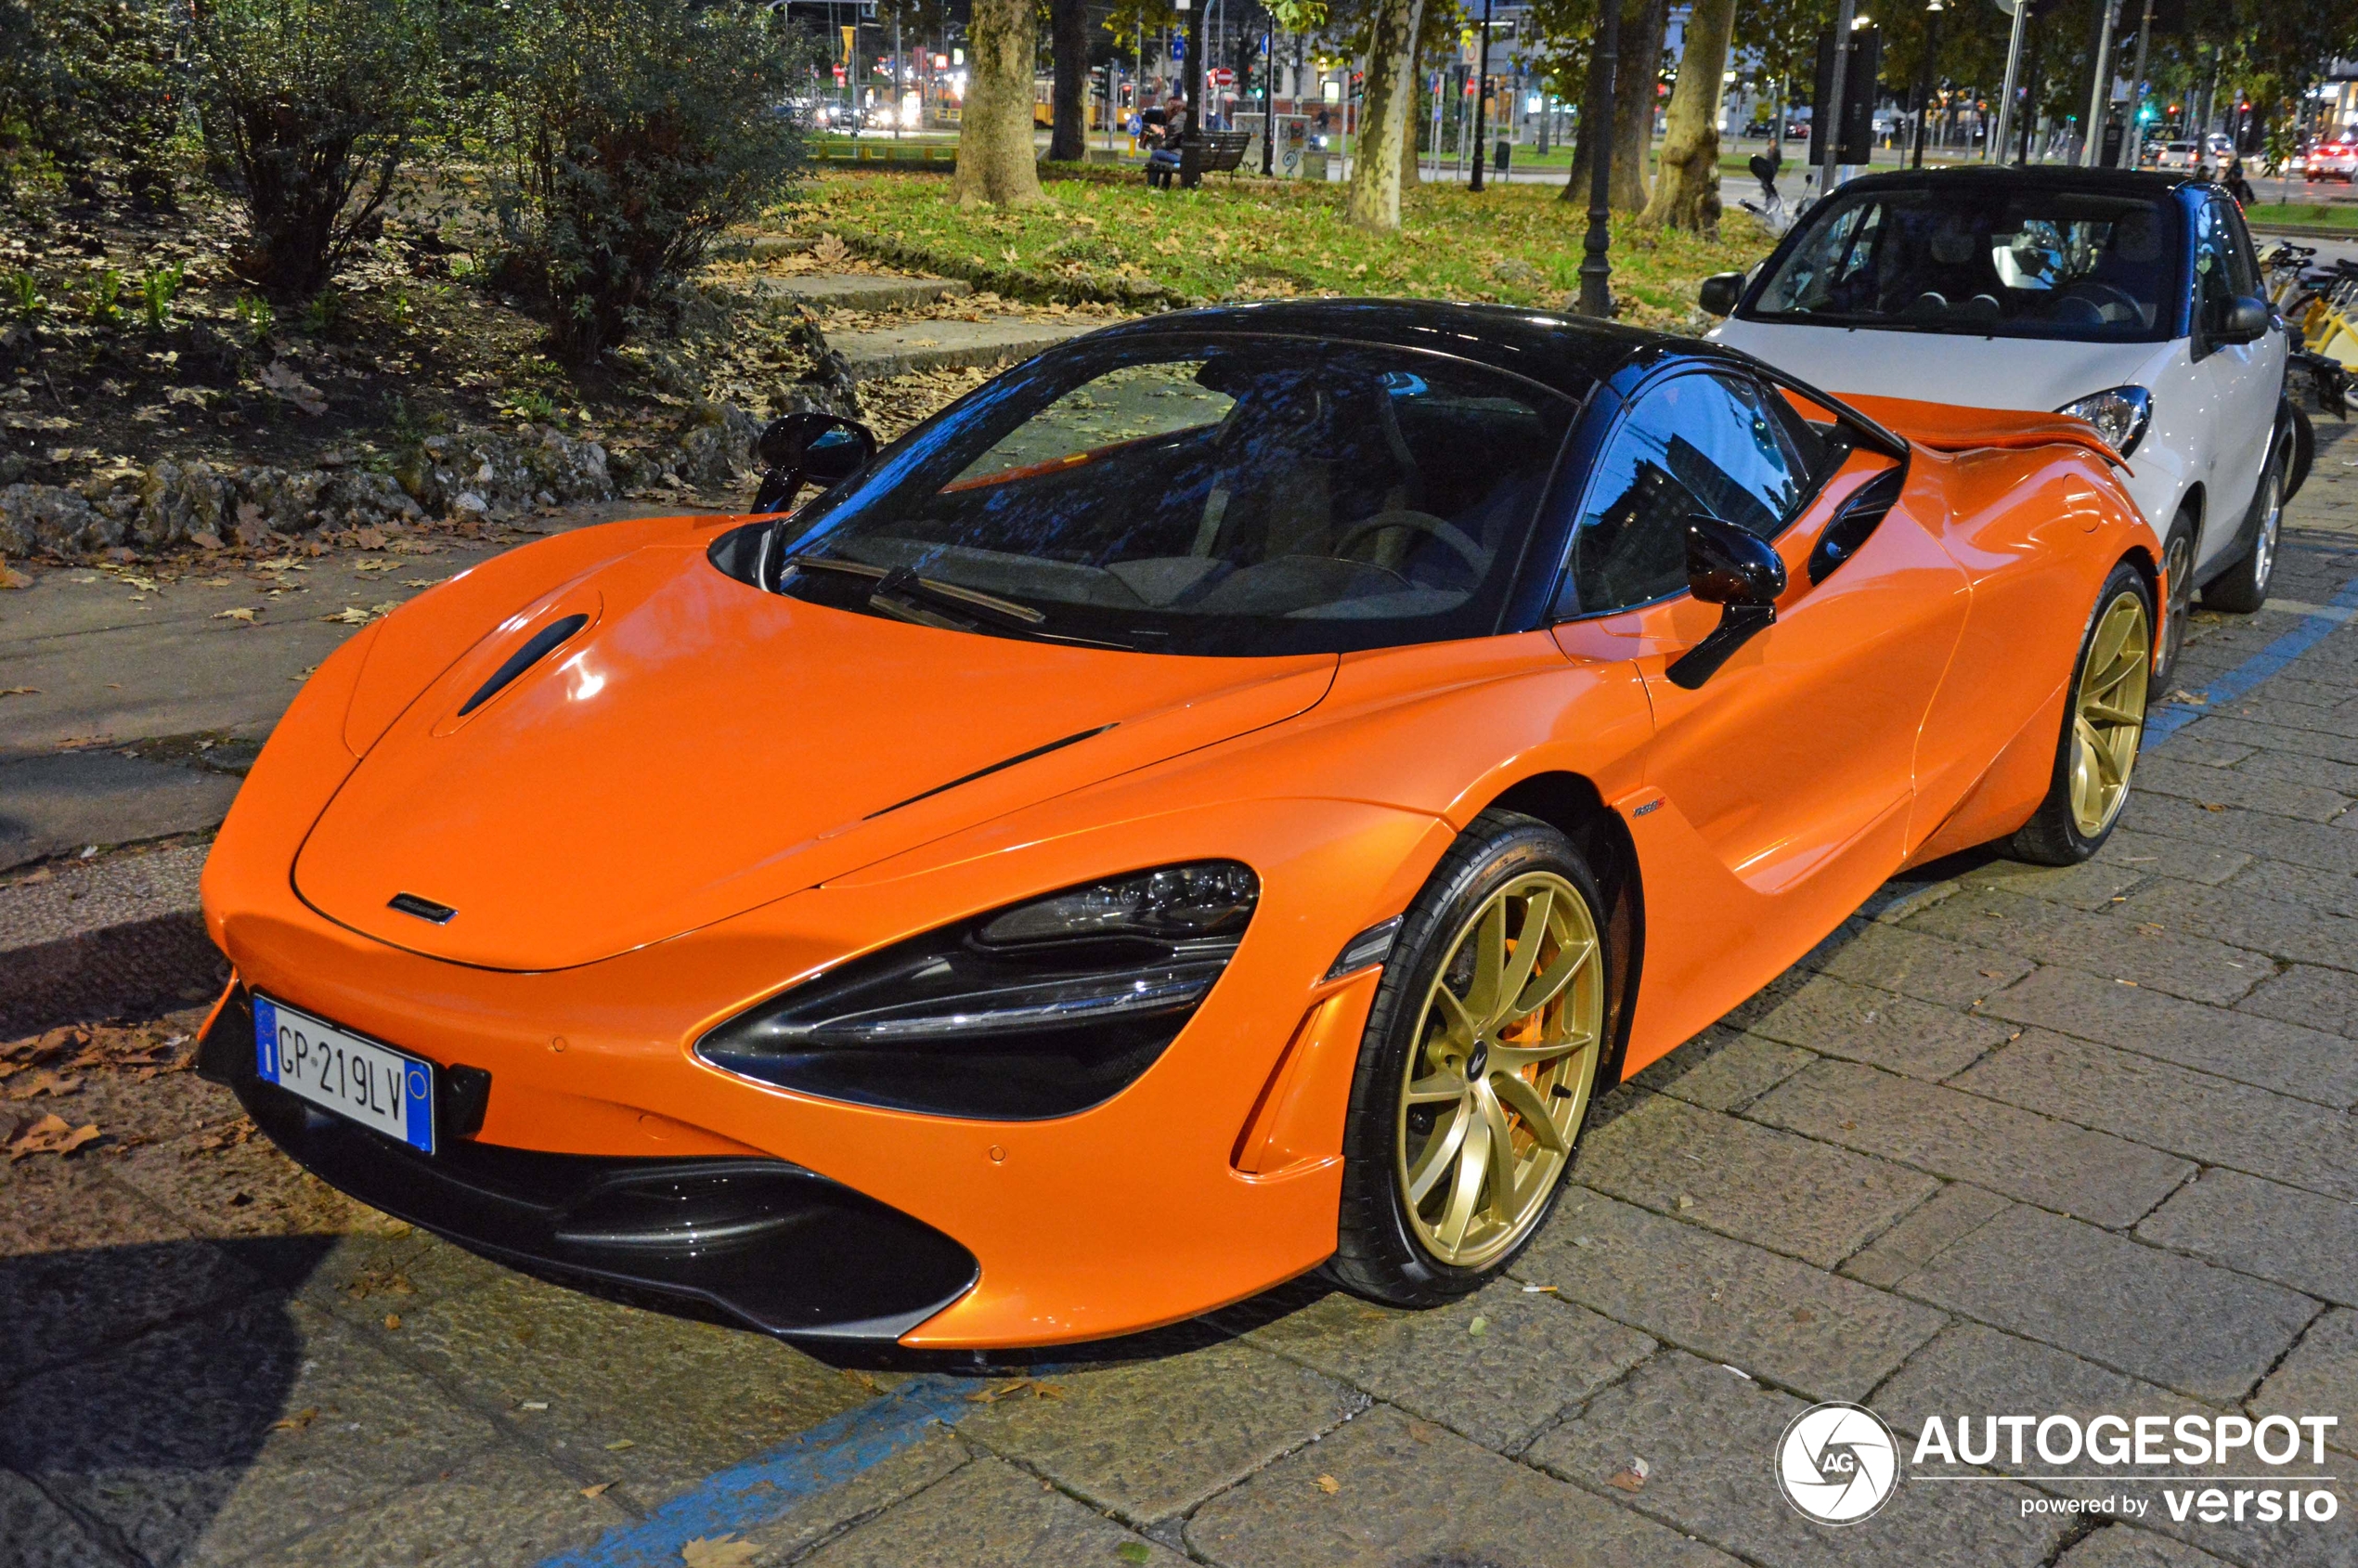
[253,995,435,1154]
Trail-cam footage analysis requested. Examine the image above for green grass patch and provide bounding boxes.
[2245,202,2358,229]
[782,170,1775,329]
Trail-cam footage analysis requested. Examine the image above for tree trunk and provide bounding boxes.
[952,0,1047,207]
[1348,0,1424,231]
[1610,0,1666,210]
[1561,21,1611,202]
[1402,35,1422,187]
[1639,0,1733,230]
[1048,0,1088,162]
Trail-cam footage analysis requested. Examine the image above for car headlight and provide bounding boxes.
[694,862,1259,1121]
[2056,385,2152,458]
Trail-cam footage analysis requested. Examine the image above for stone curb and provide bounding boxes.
[752,275,975,313]
[1,397,794,562]
[827,318,1107,382]
[0,843,224,1035]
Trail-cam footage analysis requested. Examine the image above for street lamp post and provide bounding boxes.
[2080,0,2117,164]
[1574,0,1617,317]
[1263,19,1276,175]
[1911,0,1943,169]
[1469,0,1496,190]
[1989,0,2028,162]
[1820,0,1858,191]
[2121,0,2156,169]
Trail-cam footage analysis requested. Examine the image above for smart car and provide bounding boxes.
[1702,166,2290,685]
[199,302,2159,1348]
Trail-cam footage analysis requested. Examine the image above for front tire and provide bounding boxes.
[1328,810,1610,1307]
[2006,564,2155,866]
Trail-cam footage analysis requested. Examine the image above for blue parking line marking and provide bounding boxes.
[536,1375,976,1568]
[2144,573,2358,744]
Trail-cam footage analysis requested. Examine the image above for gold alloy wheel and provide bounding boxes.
[2068,591,2153,838]
[1395,872,1604,1270]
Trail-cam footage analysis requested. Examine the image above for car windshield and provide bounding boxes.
[770,334,1581,656]
[1744,183,2183,343]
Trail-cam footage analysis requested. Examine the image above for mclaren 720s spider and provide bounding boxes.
[197,301,2163,1349]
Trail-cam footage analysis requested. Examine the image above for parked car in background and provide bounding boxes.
[2152,141,2200,171]
[1702,166,2292,687]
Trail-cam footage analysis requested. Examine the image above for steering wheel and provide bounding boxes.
[1333,510,1490,579]
[2052,280,2142,323]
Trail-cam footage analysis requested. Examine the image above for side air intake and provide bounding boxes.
[1808,467,1907,586]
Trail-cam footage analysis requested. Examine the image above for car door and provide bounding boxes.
[1551,369,1970,1062]
[2188,194,2282,575]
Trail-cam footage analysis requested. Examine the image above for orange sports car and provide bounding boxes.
[197,302,2159,1348]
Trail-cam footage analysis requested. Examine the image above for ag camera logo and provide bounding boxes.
[1777,1402,1902,1524]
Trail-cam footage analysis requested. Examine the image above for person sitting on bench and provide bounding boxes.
[1146,98,1189,188]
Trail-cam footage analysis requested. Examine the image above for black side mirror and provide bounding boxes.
[2220,295,2271,344]
[1668,514,1787,690]
[1698,271,1745,317]
[752,411,877,513]
[1748,151,1781,187]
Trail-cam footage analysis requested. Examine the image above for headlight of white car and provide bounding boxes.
[2056,385,2152,458]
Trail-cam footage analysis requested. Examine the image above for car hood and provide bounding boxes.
[293,540,1338,971]
[1713,318,2178,414]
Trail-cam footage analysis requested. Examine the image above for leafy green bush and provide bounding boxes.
[190,0,435,299]
[0,0,186,201]
[489,0,809,364]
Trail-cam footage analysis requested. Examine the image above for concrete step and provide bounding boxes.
[716,235,818,259]
[829,316,1108,382]
[749,273,973,312]
[1,842,222,1034]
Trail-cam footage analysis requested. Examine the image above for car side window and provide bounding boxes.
[1560,373,1811,616]
[2192,198,2257,337]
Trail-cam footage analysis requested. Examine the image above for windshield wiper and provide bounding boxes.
[784,552,1043,622]
[783,552,1135,651]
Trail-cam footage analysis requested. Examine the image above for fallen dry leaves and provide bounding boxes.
[214,606,259,624]
[962,1379,1065,1404]
[257,359,329,416]
[270,1407,320,1432]
[342,1268,417,1301]
[578,1481,615,1499]
[6,1069,83,1100]
[680,1536,760,1568]
[7,1113,101,1160]
[1315,1473,1341,1495]
[5,1023,191,1083]
[193,1115,258,1152]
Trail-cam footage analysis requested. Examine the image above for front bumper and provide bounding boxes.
[199,988,979,1341]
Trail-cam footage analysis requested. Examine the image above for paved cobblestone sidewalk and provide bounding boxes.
[8,433,2358,1567]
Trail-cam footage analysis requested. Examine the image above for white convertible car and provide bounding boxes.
[1703,166,2290,682]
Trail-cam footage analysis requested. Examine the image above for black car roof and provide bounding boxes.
[1073,298,1692,402]
[1816,164,2197,200]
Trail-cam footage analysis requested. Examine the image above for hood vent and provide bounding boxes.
[459,614,590,717]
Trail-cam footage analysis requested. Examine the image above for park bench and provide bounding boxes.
[1167,129,1254,187]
